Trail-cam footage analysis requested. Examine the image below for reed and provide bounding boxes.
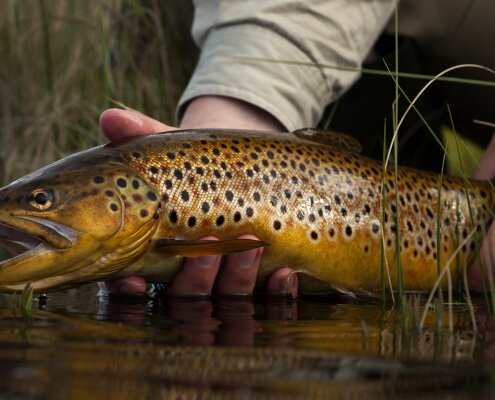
[0,0,193,183]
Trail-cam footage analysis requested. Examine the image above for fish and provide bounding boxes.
[0,128,493,293]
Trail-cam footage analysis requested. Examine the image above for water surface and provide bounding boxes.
[0,285,493,399]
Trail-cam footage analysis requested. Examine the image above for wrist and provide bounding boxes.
[180,95,286,132]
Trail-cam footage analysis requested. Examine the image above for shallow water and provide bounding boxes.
[0,286,494,399]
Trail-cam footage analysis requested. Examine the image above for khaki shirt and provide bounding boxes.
[178,1,495,131]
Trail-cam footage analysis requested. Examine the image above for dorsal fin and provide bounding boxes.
[292,128,362,153]
[152,238,269,257]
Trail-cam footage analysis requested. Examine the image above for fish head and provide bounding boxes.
[0,162,161,292]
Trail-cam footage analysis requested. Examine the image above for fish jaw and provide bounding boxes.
[0,214,103,291]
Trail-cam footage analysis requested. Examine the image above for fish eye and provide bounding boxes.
[27,189,53,210]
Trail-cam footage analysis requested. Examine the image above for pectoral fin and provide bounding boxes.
[152,238,269,257]
[292,128,362,153]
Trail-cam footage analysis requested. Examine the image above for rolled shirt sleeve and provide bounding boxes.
[178,0,395,131]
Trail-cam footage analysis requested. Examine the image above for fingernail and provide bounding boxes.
[235,249,258,269]
[195,255,219,268]
[279,273,297,297]
[123,110,144,126]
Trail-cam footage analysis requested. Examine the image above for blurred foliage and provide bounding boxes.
[0,0,197,183]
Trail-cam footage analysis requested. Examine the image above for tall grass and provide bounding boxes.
[0,0,195,183]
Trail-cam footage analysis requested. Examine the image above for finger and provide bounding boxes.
[100,108,176,142]
[468,222,495,290]
[215,234,264,295]
[166,236,222,296]
[473,132,495,180]
[265,267,298,297]
[100,276,147,295]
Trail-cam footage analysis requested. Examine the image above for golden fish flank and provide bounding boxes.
[0,128,493,293]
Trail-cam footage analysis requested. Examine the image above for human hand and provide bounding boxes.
[468,133,495,290]
[99,102,297,297]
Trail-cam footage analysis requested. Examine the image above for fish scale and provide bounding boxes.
[0,128,493,293]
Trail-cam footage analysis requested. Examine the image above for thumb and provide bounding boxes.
[100,108,177,142]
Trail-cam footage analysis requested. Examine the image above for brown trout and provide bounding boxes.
[0,128,493,293]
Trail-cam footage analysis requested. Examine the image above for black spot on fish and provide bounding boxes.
[201,202,210,213]
[184,162,192,170]
[110,203,118,212]
[105,190,114,197]
[169,210,178,224]
[132,180,140,189]
[181,190,189,202]
[246,207,254,217]
[140,209,148,218]
[196,167,204,175]
[225,191,234,201]
[273,220,282,230]
[201,156,209,164]
[329,228,335,237]
[253,192,261,202]
[234,212,241,222]
[238,198,245,207]
[165,180,172,189]
[216,215,225,226]
[166,152,176,160]
[149,166,158,174]
[174,170,183,180]
[94,176,104,184]
[188,216,196,228]
[426,207,434,219]
[132,152,141,158]
[147,191,157,201]
[310,231,318,240]
[117,178,127,188]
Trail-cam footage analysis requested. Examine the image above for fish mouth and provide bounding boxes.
[0,215,84,289]
[0,221,44,263]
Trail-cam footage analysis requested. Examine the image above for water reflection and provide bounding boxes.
[0,287,493,398]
